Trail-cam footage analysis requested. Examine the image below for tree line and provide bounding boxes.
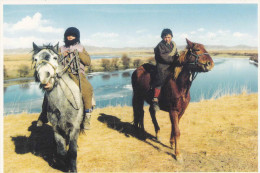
[4,53,156,79]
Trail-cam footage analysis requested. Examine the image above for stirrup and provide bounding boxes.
[152,98,160,111]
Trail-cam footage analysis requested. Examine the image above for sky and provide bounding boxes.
[3,3,258,49]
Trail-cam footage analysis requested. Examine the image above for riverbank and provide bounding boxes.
[4,93,258,172]
[3,49,258,81]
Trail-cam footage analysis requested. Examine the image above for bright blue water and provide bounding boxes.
[3,58,258,115]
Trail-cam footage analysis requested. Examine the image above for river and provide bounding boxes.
[3,58,258,115]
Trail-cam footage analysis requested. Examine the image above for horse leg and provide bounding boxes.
[54,131,67,156]
[132,92,145,137]
[169,110,182,161]
[149,106,160,141]
[54,131,68,169]
[67,129,80,172]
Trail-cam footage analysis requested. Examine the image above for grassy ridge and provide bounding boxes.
[4,93,258,172]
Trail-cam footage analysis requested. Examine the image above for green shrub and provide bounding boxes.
[133,59,142,68]
[17,65,30,77]
[121,54,131,69]
[101,59,111,71]
[111,58,119,70]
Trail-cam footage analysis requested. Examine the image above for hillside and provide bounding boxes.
[4,93,258,172]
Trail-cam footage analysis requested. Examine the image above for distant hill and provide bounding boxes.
[4,44,257,54]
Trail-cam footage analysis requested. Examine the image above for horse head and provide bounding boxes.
[179,38,214,72]
[32,42,60,91]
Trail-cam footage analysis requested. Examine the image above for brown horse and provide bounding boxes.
[131,38,214,161]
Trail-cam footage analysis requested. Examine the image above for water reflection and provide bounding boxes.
[4,87,7,93]
[20,83,30,90]
[122,72,131,77]
[102,74,111,80]
[111,73,119,77]
[87,75,93,80]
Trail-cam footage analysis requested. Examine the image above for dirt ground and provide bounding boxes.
[4,93,258,172]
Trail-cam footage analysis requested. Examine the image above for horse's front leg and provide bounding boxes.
[169,110,182,161]
[53,130,68,170]
[68,128,80,172]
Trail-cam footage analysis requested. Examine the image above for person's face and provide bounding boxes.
[163,34,172,44]
[67,35,76,41]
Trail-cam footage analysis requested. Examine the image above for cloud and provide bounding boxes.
[217,30,230,35]
[206,32,217,39]
[233,32,249,38]
[3,36,62,49]
[4,12,63,33]
[3,12,64,49]
[197,28,205,32]
[81,32,120,47]
[174,27,257,47]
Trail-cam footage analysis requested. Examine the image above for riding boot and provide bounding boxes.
[92,93,96,109]
[84,109,92,130]
[152,88,161,111]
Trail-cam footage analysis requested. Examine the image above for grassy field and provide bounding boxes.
[4,93,258,172]
[3,49,258,81]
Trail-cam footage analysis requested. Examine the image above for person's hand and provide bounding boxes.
[63,50,69,57]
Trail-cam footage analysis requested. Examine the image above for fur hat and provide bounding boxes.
[64,27,80,47]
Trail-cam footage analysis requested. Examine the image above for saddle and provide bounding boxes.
[141,63,180,88]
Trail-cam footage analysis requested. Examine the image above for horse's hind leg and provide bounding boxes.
[132,92,145,137]
[149,106,160,141]
[68,129,80,172]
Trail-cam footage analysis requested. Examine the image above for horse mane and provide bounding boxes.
[32,43,58,56]
[173,49,189,80]
[173,42,204,80]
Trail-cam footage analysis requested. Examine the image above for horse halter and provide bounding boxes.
[188,50,210,67]
[185,48,210,82]
[34,59,58,78]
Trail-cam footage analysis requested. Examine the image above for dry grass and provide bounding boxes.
[4,93,258,172]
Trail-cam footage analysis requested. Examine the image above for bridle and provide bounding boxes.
[187,49,210,67]
[33,49,81,83]
[35,59,58,78]
[185,47,210,82]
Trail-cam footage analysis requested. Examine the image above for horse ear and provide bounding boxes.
[33,42,40,52]
[186,38,194,49]
[53,42,59,53]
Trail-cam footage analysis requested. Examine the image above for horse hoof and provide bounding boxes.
[37,120,43,127]
[175,154,183,163]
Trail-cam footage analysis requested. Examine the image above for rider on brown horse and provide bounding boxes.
[152,28,180,111]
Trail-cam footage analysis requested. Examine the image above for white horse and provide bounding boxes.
[32,42,84,172]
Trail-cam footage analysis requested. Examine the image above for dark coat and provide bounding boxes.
[153,40,178,88]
